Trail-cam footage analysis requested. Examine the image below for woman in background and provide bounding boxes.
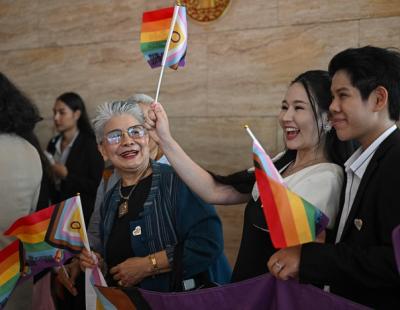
[47,92,104,224]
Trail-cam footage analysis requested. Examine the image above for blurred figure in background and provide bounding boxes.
[0,72,43,309]
[46,92,104,224]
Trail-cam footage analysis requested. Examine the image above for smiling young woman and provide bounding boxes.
[145,70,356,282]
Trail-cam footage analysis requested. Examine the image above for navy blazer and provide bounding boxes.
[300,129,400,309]
[47,132,104,224]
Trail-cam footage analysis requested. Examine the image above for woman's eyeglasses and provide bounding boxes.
[104,125,146,145]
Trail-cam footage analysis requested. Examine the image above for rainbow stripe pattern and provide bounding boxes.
[45,196,88,253]
[4,205,64,266]
[0,240,21,309]
[140,5,187,69]
[253,140,328,248]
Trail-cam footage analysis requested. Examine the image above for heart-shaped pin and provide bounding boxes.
[354,219,363,231]
[132,226,142,236]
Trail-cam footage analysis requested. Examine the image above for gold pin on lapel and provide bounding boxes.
[354,219,363,231]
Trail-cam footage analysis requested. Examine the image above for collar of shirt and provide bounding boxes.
[344,125,397,178]
[55,130,80,157]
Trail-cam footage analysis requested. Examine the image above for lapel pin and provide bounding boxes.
[132,226,142,236]
[354,219,363,231]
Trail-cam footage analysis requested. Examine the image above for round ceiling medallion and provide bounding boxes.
[182,0,231,23]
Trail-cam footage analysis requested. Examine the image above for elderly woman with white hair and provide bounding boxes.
[79,100,231,292]
[88,94,168,253]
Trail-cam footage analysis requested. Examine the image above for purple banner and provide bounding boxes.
[139,274,370,310]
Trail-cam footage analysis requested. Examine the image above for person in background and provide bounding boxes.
[145,70,355,282]
[268,46,400,309]
[0,72,43,309]
[46,92,104,224]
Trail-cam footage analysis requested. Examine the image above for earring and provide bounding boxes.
[323,122,332,133]
[321,113,332,133]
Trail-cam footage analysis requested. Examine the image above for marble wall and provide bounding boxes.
[1,0,400,266]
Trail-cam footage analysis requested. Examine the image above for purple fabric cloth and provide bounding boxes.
[392,225,400,274]
[139,273,370,310]
[18,250,73,285]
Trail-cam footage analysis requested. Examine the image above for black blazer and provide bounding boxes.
[300,129,400,309]
[47,132,104,225]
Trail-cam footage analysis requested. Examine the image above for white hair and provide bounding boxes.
[128,93,154,106]
[92,100,144,144]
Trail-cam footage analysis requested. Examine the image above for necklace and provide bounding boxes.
[118,184,137,218]
[117,162,150,218]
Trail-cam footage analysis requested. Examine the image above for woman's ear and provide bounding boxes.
[98,144,108,161]
[373,86,389,112]
[73,110,82,121]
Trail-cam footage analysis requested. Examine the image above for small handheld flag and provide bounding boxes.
[140,5,187,69]
[4,205,71,274]
[245,125,329,248]
[140,3,188,102]
[45,195,90,253]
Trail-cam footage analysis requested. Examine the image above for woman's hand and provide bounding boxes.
[267,246,301,281]
[52,162,68,179]
[78,248,102,271]
[144,102,172,147]
[109,256,152,287]
[55,258,81,296]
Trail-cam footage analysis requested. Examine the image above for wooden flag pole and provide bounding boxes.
[155,3,181,102]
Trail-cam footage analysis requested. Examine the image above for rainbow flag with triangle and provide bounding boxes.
[45,195,89,252]
[0,240,22,309]
[252,138,328,248]
[4,205,71,275]
[140,5,187,69]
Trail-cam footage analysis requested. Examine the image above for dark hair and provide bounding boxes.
[56,92,95,136]
[328,45,400,121]
[0,72,42,134]
[0,72,53,195]
[282,70,354,166]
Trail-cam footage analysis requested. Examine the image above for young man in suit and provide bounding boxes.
[268,46,400,309]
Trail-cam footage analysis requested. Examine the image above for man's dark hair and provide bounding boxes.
[328,46,400,121]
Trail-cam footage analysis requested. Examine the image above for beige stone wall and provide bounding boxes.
[1,0,400,266]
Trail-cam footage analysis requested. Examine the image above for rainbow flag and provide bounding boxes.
[45,195,89,253]
[3,205,70,273]
[140,5,187,69]
[253,139,328,248]
[0,240,22,309]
